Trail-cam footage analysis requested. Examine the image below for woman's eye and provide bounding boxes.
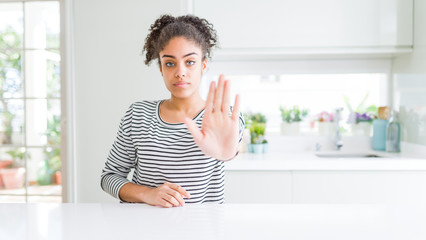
[165,62,175,67]
[187,61,195,66]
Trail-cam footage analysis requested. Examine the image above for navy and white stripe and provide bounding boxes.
[101,100,244,204]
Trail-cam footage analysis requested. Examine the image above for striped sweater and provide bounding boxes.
[101,100,244,204]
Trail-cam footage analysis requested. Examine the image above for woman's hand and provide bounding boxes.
[184,74,241,161]
[119,182,190,208]
[142,182,191,208]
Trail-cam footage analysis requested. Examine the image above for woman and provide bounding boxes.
[101,15,244,207]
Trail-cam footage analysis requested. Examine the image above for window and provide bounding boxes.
[203,59,390,135]
[0,1,61,203]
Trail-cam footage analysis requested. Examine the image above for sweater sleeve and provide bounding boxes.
[100,104,137,199]
[224,109,245,161]
[238,112,245,143]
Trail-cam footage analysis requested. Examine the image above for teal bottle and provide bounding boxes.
[386,110,401,152]
[372,119,388,150]
[37,160,53,185]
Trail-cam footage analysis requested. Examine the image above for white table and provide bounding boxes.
[1,203,426,240]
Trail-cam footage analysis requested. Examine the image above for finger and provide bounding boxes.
[169,183,191,199]
[222,79,230,114]
[214,74,225,112]
[231,94,241,122]
[159,198,173,208]
[184,117,203,144]
[205,81,215,113]
[163,193,180,207]
[167,189,185,207]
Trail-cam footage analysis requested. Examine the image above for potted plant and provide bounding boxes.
[0,112,14,144]
[246,113,268,154]
[279,105,309,135]
[315,111,336,136]
[348,111,377,136]
[0,159,13,188]
[345,94,377,136]
[36,147,61,185]
[48,148,61,185]
[0,147,27,189]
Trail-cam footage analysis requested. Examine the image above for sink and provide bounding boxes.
[315,152,383,158]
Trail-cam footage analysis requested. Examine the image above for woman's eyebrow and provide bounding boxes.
[162,52,198,59]
[183,52,197,58]
[162,54,175,59]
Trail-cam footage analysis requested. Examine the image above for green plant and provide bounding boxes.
[5,147,29,168]
[0,26,22,144]
[44,115,61,172]
[280,105,309,123]
[249,113,267,124]
[45,147,61,173]
[46,115,61,145]
[244,112,268,144]
[250,123,267,144]
[1,111,14,143]
[38,147,60,186]
[244,112,267,127]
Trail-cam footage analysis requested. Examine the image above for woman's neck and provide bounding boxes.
[159,93,206,123]
[166,94,205,114]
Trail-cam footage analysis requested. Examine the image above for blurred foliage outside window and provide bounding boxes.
[0,1,61,202]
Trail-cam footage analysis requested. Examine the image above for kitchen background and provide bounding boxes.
[0,0,425,203]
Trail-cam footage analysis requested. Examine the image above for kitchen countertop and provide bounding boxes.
[225,152,426,171]
[2,203,426,240]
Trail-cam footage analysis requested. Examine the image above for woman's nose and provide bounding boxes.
[175,64,186,78]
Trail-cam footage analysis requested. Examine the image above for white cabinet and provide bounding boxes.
[225,170,426,204]
[193,0,413,55]
[225,171,292,203]
[292,171,426,204]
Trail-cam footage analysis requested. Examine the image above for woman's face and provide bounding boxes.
[159,36,207,100]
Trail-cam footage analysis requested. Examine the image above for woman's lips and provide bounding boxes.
[173,82,190,88]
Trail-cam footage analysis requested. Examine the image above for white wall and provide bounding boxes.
[72,0,181,202]
[392,0,426,145]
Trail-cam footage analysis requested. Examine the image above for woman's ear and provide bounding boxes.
[202,58,207,74]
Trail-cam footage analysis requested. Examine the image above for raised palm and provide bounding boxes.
[184,74,241,161]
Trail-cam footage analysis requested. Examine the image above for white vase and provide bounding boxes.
[280,122,300,135]
[317,122,336,136]
[238,129,251,153]
[351,122,372,136]
[247,143,268,154]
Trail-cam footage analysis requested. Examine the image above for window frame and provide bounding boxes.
[0,0,67,202]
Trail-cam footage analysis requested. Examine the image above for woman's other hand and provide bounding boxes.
[119,182,190,208]
[143,182,191,208]
[184,74,240,161]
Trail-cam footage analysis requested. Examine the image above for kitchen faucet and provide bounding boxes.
[334,108,343,150]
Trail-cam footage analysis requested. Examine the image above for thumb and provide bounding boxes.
[183,117,203,143]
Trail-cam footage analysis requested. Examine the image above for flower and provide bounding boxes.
[347,112,375,124]
[357,112,373,122]
[344,94,378,124]
[316,111,334,122]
